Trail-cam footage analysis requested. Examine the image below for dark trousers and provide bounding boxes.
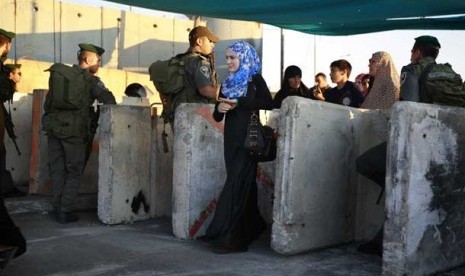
[356,142,387,189]
[0,145,26,257]
[47,135,86,212]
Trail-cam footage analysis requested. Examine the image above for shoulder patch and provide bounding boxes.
[199,65,211,79]
[342,96,351,106]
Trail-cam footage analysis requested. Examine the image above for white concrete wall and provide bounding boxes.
[271,96,387,255]
[98,105,153,224]
[1,0,263,100]
[383,102,465,275]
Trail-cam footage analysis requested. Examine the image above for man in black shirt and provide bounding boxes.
[325,59,363,108]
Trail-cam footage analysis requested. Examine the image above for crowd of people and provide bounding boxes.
[0,20,456,269]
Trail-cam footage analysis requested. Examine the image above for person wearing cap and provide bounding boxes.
[272,65,311,109]
[5,64,21,91]
[399,35,441,102]
[170,26,220,114]
[43,43,116,224]
[0,28,27,268]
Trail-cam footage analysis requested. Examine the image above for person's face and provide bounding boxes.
[288,75,301,90]
[330,67,345,83]
[198,36,216,56]
[410,47,421,63]
[225,48,240,73]
[368,55,378,76]
[362,78,370,91]
[8,68,21,83]
[315,75,326,88]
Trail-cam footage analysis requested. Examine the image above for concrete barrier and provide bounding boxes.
[98,105,153,224]
[271,97,387,255]
[383,102,465,275]
[172,103,276,239]
[4,93,33,187]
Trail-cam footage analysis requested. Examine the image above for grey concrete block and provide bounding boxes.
[98,105,152,225]
[172,103,226,239]
[271,97,386,255]
[383,102,465,276]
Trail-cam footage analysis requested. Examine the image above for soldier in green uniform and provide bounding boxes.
[399,36,441,101]
[0,28,26,267]
[43,43,116,223]
[172,26,220,112]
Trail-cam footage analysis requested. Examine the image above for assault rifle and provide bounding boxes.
[83,105,100,172]
[2,103,21,155]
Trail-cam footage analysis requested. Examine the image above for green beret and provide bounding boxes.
[0,28,16,40]
[78,43,105,56]
[5,64,21,70]
[415,35,441,49]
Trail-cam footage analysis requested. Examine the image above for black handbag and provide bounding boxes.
[244,111,277,162]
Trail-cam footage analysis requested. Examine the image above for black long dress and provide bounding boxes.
[205,74,273,250]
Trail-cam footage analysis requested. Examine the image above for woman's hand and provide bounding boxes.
[218,97,238,105]
[217,98,237,112]
[217,102,234,113]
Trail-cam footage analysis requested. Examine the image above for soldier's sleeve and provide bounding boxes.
[399,65,420,102]
[91,76,116,104]
[193,58,214,89]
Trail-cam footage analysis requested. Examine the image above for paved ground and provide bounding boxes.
[2,198,465,276]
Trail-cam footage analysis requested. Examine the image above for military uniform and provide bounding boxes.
[0,28,26,263]
[399,56,436,102]
[170,26,219,114]
[176,53,217,107]
[44,44,116,222]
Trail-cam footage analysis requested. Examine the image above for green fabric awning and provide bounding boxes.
[106,0,465,35]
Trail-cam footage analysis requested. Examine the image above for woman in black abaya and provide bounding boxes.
[205,41,273,253]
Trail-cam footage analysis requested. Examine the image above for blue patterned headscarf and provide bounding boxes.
[221,41,261,99]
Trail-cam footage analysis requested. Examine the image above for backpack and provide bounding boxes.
[45,63,92,110]
[149,53,199,124]
[419,62,465,107]
[42,63,94,142]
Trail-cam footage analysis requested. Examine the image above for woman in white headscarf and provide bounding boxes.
[361,51,400,109]
[204,41,273,254]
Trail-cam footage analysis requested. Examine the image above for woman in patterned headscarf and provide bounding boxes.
[361,51,400,109]
[204,41,273,253]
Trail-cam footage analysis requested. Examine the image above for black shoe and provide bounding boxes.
[57,211,79,224]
